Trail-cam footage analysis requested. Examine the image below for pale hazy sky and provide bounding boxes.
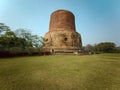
[0,0,120,46]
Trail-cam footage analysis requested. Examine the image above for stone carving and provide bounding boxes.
[44,10,82,53]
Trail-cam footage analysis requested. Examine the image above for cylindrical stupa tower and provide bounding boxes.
[44,10,82,53]
[49,10,76,32]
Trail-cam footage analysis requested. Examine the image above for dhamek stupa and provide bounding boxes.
[44,10,82,53]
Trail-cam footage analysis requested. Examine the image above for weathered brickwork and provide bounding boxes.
[44,10,82,53]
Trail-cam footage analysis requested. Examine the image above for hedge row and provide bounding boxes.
[0,52,51,58]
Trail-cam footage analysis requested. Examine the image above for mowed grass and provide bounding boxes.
[0,54,120,90]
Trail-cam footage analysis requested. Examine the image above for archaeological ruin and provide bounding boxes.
[44,10,82,53]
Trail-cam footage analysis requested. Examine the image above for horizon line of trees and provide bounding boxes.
[0,23,120,57]
[0,23,49,57]
[83,42,120,54]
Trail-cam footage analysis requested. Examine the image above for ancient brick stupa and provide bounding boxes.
[44,10,82,53]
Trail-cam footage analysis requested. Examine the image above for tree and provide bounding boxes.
[0,23,10,36]
[0,23,49,56]
[85,44,95,53]
[5,31,16,37]
[95,42,116,53]
[31,35,42,48]
[15,29,33,47]
[115,46,120,53]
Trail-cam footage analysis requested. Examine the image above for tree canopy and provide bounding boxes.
[0,23,45,57]
[84,42,118,54]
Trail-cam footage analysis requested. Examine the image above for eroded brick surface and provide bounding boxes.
[44,10,82,53]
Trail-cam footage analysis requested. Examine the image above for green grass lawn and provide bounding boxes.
[0,54,120,90]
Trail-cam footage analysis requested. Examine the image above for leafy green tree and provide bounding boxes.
[95,42,116,53]
[15,29,33,47]
[0,23,10,36]
[84,44,96,53]
[31,35,42,48]
[0,23,48,56]
[0,24,13,52]
[115,46,120,53]
[4,31,16,37]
